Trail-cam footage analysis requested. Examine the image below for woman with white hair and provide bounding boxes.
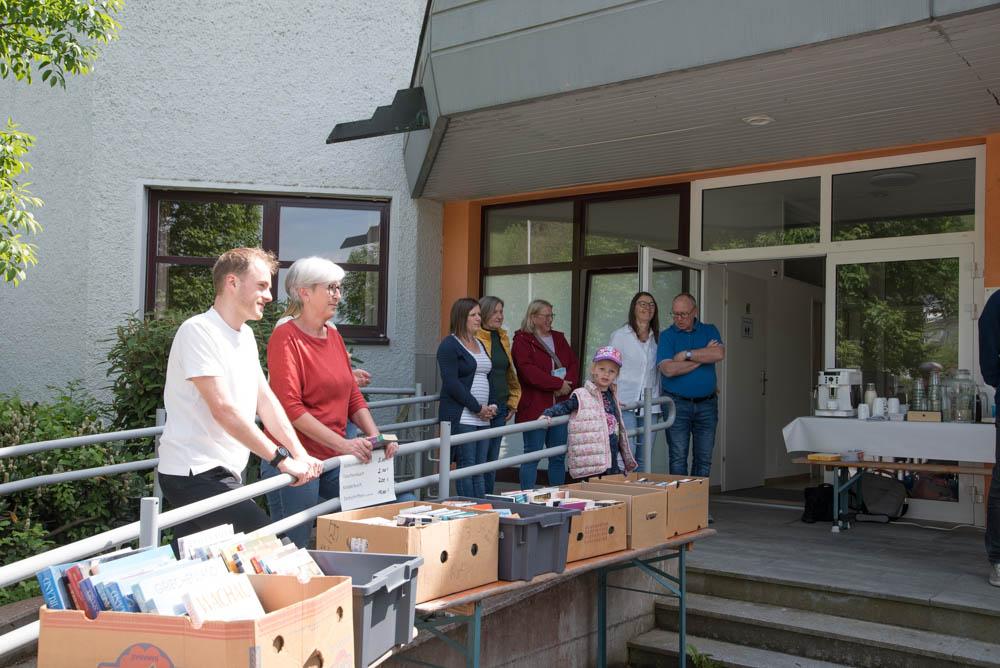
[260,256,396,548]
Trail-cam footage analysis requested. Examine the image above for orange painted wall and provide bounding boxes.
[986,134,1000,288]
[440,201,482,335]
[440,134,1000,333]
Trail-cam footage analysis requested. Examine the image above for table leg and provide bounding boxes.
[597,567,608,668]
[678,546,687,668]
[466,602,481,668]
[832,466,841,533]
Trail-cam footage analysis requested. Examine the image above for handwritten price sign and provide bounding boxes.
[338,449,397,511]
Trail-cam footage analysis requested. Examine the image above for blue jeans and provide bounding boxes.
[519,423,567,490]
[453,423,490,498]
[665,395,718,477]
[620,409,648,473]
[260,459,340,549]
[484,406,508,495]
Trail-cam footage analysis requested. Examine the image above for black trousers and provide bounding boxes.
[988,422,1000,563]
[158,466,270,552]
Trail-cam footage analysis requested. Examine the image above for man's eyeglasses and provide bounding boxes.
[636,301,656,310]
[671,310,694,319]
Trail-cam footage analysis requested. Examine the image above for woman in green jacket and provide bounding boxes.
[475,296,522,494]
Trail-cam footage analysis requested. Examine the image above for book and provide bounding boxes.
[64,548,136,618]
[259,548,323,579]
[134,558,231,615]
[177,523,235,560]
[182,574,266,627]
[36,562,75,610]
[84,545,175,613]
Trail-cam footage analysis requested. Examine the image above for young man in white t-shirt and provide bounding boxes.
[158,247,323,543]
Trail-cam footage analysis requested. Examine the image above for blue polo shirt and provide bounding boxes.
[656,319,723,398]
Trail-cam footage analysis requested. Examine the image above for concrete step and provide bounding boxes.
[629,628,850,668]
[655,594,1000,667]
[687,566,1000,644]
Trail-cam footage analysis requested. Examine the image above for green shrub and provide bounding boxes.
[0,382,150,605]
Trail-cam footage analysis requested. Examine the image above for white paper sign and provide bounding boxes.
[338,450,396,511]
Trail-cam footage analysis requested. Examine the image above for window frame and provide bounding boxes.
[145,189,391,344]
[480,183,690,353]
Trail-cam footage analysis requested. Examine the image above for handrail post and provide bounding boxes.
[643,387,654,473]
[438,421,451,500]
[413,383,423,500]
[153,409,166,502]
[139,497,160,548]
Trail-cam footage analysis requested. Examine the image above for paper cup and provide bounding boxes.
[887,398,901,414]
[857,404,870,420]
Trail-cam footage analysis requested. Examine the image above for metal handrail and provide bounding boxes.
[0,390,675,658]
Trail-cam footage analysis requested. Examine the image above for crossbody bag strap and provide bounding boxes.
[533,334,563,369]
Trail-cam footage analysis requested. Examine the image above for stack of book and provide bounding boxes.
[36,524,324,622]
[349,504,490,527]
[442,500,518,518]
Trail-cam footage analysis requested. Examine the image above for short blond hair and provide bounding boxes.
[520,299,553,334]
[212,247,278,295]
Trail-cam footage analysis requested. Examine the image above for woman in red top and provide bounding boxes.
[261,256,396,548]
[511,299,580,488]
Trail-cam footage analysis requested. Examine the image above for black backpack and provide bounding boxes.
[801,484,834,523]
[856,472,908,522]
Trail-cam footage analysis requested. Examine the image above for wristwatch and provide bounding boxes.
[269,446,290,468]
[684,350,693,361]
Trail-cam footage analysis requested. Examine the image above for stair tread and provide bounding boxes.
[630,628,850,668]
[687,565,1000,618]
[658,593,1000,664]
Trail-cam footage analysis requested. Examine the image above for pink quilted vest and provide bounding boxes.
[566,381,638,479]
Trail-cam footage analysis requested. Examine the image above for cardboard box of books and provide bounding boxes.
[597,473,709,537]
[551,490,628,562]
[315,501,499,603]
[38,574,354,668]
[563,482,669,550]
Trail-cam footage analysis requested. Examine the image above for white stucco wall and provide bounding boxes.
[0,0,441,402]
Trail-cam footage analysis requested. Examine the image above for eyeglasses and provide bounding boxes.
[316,283,342,294]
[635,301,656,310]
[535,313,555,320]
[671,310,694,319]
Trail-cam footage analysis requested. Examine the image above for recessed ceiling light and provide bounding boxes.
[742,114,775,126]
[869,171,918,187]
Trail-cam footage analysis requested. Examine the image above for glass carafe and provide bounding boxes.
[952,369,976,423]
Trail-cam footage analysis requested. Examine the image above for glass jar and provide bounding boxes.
[952,369,976,423]
[912,377,928,411]
[929,370,943,413]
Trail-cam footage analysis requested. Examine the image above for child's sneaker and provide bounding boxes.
[990,563,1000,587]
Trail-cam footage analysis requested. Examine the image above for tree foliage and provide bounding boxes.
[0,0,123,284]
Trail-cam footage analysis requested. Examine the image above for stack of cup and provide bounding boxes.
[857,404,871,420]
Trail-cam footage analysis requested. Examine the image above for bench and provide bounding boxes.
[791,457,994,532]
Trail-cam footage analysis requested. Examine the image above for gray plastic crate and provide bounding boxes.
[309,550,423,668]
[444,496,580,581]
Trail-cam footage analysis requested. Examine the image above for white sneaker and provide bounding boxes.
[990,563,1000,587]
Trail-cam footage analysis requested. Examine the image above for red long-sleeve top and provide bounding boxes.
[265,321,367,459]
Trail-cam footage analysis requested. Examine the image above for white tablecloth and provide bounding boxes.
[782,417,996,463]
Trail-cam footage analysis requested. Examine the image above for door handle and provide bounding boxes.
[761,370,768,396]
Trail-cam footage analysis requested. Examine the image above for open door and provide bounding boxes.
[639,247,707,317]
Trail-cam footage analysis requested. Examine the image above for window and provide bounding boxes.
[146,191,390,342]
[481,185,689,354]
[832,159,975,241]
[702,177,821,250]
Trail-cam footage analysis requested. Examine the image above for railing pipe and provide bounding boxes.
[413,382,424,500]
[365,393,440,410]
[0,459,158,496]
[138,497,160,549]
[0,426,163,460]
[643,387,654,473]
[153,409,166,501]
[438,421,451,499]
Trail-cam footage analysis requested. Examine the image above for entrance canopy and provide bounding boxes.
[402,1,1000,200]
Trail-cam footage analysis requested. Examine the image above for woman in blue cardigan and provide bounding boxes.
[437,297,497,497]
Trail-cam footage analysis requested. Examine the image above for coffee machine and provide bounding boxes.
[815,369,863,417]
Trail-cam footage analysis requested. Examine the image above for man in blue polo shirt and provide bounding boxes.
[657,292,725,478]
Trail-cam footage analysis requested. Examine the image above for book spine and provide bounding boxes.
[35,568,67,610]
[78,578,103,619]
[65,565,88,611]
[95,582,113,611]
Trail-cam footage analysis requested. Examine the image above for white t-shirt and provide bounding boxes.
[159,308,263,479]
[457,336,493,426]
[608,324,661,413]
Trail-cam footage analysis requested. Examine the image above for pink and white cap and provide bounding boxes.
[592,346,623,367]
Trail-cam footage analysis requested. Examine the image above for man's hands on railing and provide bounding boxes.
[277,455,322,486]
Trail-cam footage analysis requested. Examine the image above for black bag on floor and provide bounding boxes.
[801,483,834,523]
[857,472,908,522]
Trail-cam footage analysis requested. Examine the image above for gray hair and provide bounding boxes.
[281,256,346,318]
[479,296,504,330]
[520,299,553,334]
[672,292,698,309]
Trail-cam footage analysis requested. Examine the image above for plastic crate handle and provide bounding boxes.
[538,513,570,528]
[372,563,408,593]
